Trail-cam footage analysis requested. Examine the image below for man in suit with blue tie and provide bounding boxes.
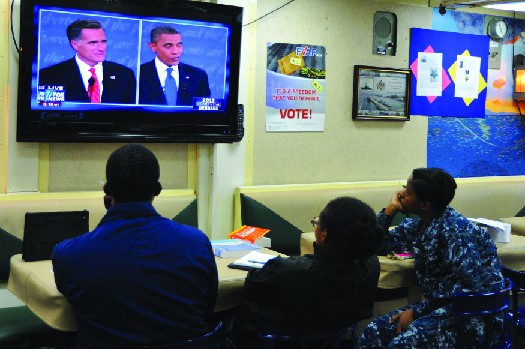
[38,19,136,104]
[139,25,211,106]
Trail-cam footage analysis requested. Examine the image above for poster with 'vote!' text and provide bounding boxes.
[266,42,326,132]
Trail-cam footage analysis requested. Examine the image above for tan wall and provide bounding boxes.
[251,0,432,185]
[48,143,189,191]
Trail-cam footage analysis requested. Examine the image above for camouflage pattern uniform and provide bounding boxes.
[358,207,504,348]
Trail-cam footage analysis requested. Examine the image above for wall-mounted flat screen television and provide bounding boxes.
[17,0,243,143]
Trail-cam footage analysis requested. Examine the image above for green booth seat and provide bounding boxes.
[171,198,198,228]
[0,303,62,348]
[240,194,303,256]
[1,228,61,348]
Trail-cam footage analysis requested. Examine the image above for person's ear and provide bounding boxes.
[153,182,162,196]
[70,40,79,50]
[103,182,111,196]
[420,200,431,212]
[318,230,328,243]
[103,183,113,209]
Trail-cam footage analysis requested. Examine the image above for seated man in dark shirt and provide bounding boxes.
[234,196,384,348]
[51,144,218,348]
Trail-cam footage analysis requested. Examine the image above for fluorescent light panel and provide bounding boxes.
[485,2,525,11]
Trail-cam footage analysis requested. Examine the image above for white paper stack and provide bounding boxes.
[469,218,511,243]
[253,236,271,248]
[230,250,278,269]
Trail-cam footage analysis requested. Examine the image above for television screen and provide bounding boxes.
[17,0,243,143]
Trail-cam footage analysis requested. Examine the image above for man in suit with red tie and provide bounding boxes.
[39,19,136,104]
[139,25,211,106]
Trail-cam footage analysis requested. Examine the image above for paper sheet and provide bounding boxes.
[230,250,278,269]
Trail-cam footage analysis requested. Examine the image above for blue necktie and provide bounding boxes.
[164,67,177,105]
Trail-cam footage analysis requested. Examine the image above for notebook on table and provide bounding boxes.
[22,210,89,262]
[227,250,278,271]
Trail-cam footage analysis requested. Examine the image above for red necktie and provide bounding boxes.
[88,68,101,103]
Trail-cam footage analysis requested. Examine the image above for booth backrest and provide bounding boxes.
[235,177,525,255]
[0,190,197,281]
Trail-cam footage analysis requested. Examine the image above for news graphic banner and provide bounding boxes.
[266,43,326,132]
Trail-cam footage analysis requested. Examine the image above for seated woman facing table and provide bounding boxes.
[233,196,384,348]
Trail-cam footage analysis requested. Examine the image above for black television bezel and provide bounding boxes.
[16,0,243,143]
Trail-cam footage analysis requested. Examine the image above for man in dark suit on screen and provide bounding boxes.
[139,25,211,106]
[38,19,136,104]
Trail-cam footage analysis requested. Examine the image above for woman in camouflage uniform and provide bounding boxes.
[358,167,504,348]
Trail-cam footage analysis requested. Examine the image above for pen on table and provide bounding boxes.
[248,260,266,264]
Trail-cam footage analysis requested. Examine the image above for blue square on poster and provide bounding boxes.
[409,28,489,118]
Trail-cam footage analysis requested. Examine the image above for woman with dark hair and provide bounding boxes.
[234,196,384,348]
[358,167,504,348]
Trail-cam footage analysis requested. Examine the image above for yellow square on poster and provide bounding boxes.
[278,52,305,75]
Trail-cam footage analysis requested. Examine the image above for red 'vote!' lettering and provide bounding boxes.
[279,109,312,119]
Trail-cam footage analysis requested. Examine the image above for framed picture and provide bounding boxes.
[352,65,411,121]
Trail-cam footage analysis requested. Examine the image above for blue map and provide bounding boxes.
[429,9,525,177]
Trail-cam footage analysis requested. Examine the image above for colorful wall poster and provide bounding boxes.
[266,43,326,132]
[409,27,489,118]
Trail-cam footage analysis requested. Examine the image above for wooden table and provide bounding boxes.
[7,250,280,331]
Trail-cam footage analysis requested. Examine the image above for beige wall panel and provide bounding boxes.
[48,143,188,191]
[253,0,432,185]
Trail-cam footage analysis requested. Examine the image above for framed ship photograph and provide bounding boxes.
[352,65,411,121]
